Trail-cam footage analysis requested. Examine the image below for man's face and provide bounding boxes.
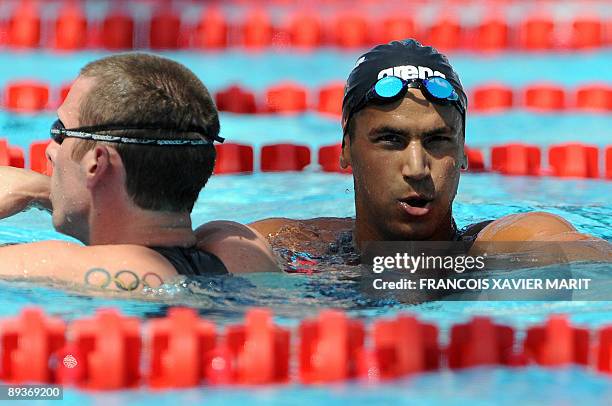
[45,76,97,242]
[342,88,465,241]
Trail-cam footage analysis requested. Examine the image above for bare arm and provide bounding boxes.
[0,167,51,218]
[0,241,178,292]
[473,212,612,262]
[195,220,281,273]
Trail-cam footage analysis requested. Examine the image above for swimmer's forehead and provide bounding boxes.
[57,76,97,128]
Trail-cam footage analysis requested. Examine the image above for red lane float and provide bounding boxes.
[464,146,486,172]
[596,326,612,373]
[0,308,65,383]
[317,82,344,116]
[242,10,273,49]
[491,143,541,176]
[265,83,308,113]
[149,10,182,49]
[548,143,599,178]
[194,8,228,49]
[299,310,365,383]
[30,141,51,175]
[0,308,612,388]
[360,315,439,380]
[332,14,369,48]
[66,309,141,389]
[54,5,88,50]
[428,17,462,51]
[0,140,24,168]
[377,16,417,45]
[471,84,514,111]
[58,82,73,106]
[5,80,50,112]
[101,12,134,50]
[288,13,323,48]
[215,85,257,114]
[473,19,509,51]
[318,143,351,173]
[523,84,566,110]
[571,18,603,49]
[606,146,612,180]
[215,308,290,384]
[148,308,216,388]
[575,84,612,111]
[519,17,556,50]
[523,316,590,366]
[261,143,310,171]
[448,317,518,368]
[8,3,41,48]
[214,143,254,174]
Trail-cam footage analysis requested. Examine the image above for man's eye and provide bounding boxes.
[428,136,451,143]
[378,134,402,143]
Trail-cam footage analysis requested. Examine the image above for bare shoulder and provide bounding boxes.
[0,240,179,291]
[476,211,586,242]
[195,220,281,274]
[249,217,353,238]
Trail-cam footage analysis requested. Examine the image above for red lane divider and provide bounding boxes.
[549,143,599,178]
[194,8,228,49]
[299,310,365,383]
[3,82,611,114]
[29,141,51,175]
[148,308,216,388]
[261,143,310,171]
[214,143,254,174]
[150,9,182,50]
[523,315,590,366]
[0,140,25,168]
[491,143,541,176]
[0,308,65,383]
[2,6,611,51]
[318,143,351,173]
[67,309,141,389]
[524,84,566,111]
[0,307,611,390]
[265,83,308,113]
[54,4,88,51]
[15,140,612,180]
[101,12,134,50]
[8,3,41,49]
[5,80,50,112]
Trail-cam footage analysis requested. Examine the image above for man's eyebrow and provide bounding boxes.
[368,126,408,137]
[422,125,456,137]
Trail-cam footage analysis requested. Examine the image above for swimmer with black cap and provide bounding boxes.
[251,39,611,262]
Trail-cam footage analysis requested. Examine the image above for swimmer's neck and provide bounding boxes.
[86,208,196,247]
[353,215,456,249]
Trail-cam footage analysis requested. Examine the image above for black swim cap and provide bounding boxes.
[342,39,467,134]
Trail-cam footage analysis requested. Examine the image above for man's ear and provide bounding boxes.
[340,133,352,169]
[84,145,111,189]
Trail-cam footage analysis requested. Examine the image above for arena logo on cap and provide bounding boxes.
[378,65,446,81]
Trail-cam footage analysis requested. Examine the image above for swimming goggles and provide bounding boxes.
[50,119,225,146]
[354,75,465,117]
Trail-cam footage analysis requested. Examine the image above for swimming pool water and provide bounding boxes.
[0,50,610,404]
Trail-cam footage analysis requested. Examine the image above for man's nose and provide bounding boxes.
[45,141,58,165]
[400,140,430,181]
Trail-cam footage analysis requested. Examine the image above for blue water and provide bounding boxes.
[0,49,610,404]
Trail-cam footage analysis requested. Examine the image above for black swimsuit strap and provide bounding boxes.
[149,246,228,276]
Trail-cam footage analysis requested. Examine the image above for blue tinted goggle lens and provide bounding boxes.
[373,76,404,98]
[423,77,458,101]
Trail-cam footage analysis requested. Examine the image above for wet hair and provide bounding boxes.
[72,53,219,213]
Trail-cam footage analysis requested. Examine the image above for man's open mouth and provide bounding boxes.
[398,196,433,216]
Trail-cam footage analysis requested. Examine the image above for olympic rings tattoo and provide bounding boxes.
[142,272,164,288]
[113,270,140,291]
[84,268,165,291]
[84,268,112,288]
